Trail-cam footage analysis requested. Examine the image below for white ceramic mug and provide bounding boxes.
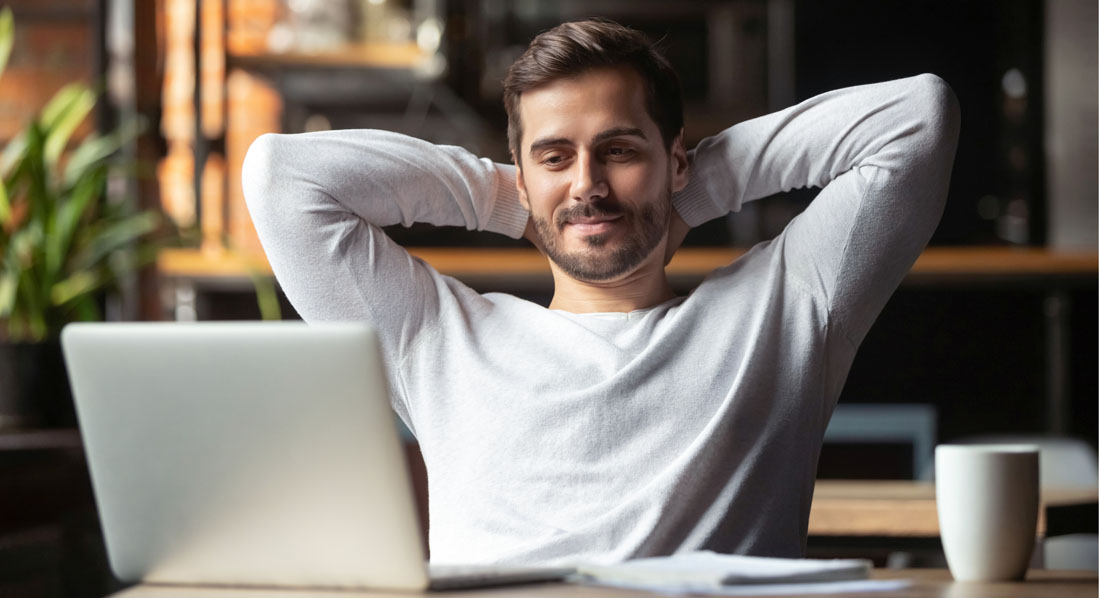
[935,444,1040,581]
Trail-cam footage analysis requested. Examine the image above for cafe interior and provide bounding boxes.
[0,0,1096,596]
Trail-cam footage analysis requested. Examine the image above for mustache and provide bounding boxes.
[554,201,625,230]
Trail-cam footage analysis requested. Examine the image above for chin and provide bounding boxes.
[537,208,667,282]
[552,242,656,283]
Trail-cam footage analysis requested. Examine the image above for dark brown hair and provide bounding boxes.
[502,19,683,165]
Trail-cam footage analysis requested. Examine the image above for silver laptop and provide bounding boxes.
[61,321,573,591]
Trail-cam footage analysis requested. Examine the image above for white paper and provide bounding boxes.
[576,551,873,588]
[576,578,912,596]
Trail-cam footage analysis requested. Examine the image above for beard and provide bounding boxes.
[532,186,671,283]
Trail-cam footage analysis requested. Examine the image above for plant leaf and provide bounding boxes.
[21,122,53,234]
[0,270,15,317]
[40,83,89,131]
[0,7,13,82]
[0,177,10,227]
[8,224,41,269]
[14,256,48,341]
[50,270,99,306]
[62,117,144,188]
[0,130,27,179]
[68,293,100,322]
[46,164,106,284]
[41,84,96,169]
[72,211,161,272]
[53,242,160,309]
[4,225,44,321]
[248,270,282,321]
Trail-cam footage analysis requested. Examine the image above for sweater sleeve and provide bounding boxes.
[241,129,529,364]
[672,74,961,345]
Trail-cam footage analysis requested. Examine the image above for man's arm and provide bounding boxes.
[242,129,528,359]
[670,74,961,345]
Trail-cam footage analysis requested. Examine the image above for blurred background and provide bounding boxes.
[0,0,1096,595]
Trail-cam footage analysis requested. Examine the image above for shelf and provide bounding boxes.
[0,429,82,452]
[158,246,1098,286]
[227,42,428,70]
[908,247,1097,276]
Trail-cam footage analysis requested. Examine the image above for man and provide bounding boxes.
[243,20,960,566]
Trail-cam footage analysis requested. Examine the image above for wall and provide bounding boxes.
[1044,0,1099,249]
[0,1,97,142]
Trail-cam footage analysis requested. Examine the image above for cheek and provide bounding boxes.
[524,176,569,217]
[609,164,660,197]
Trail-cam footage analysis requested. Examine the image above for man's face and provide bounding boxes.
[515,67,687,283]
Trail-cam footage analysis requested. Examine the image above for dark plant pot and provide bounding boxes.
[0,341,76,430]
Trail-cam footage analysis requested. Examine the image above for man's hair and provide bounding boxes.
[502,19,684,165]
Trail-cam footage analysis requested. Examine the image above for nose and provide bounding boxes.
[570,151,609,203]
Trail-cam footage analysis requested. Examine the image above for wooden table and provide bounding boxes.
[809,480,1098,537]
[109,569,1098,597]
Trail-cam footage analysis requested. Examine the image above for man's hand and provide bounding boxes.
[664,208,690,266]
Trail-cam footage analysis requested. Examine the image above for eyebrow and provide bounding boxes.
[527,127,648,158]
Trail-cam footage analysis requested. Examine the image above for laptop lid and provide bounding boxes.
[61,321,430,591]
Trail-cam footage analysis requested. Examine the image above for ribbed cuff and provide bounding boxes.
[486,165,529,239]
[672,174,726,228]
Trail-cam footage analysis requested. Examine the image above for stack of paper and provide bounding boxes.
[575,552,906,595]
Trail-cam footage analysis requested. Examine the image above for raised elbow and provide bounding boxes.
[241,132,296,222]
[913,73,961,150]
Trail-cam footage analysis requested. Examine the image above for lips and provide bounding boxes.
[567,214,622,225]
[565,213,623,235]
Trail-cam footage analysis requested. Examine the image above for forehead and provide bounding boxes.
[517,67,656,148]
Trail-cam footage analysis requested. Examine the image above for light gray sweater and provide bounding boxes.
[242,74,960,566]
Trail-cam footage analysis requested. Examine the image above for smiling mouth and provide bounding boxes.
[564,214,623,235]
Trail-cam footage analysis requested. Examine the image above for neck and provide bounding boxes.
[547,250,677,313]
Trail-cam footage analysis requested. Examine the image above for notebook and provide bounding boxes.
[61,321,573,591]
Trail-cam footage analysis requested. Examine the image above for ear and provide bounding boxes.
[515,162,531,211]
[669,129,689,193]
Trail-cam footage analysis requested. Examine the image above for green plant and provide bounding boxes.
[0,7,164,341]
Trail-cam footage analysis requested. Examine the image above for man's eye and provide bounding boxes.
[606,147,633,157]
[542,155,565,166]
